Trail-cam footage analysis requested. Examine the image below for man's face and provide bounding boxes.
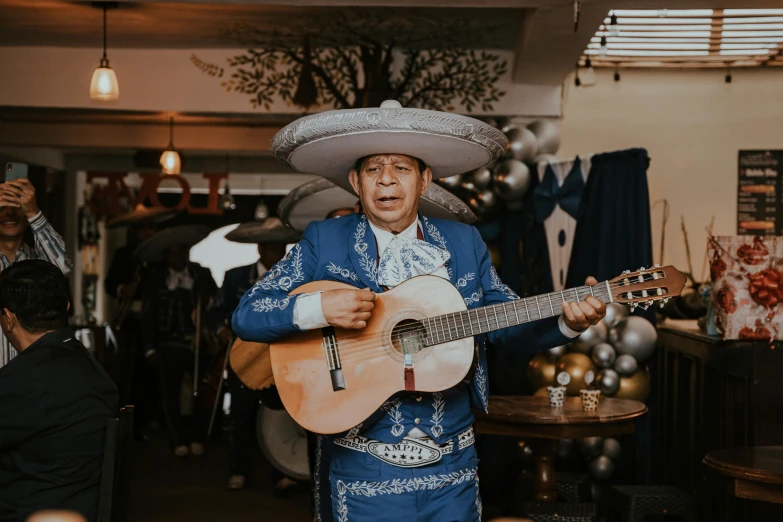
[0,206,27,239]
[348,154,431,233]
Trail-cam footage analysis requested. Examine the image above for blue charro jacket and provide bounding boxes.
[232,213,570,445]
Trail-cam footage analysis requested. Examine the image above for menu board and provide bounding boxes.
[737,150,783,235]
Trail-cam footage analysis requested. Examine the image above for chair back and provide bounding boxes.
[97,406,134,522]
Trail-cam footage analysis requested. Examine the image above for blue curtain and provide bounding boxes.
[566,148,654,288]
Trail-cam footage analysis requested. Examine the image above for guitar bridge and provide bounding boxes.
[322,327,345,391]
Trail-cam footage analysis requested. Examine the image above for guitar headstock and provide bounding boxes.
[607,265,687,311]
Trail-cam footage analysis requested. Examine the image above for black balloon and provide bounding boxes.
[596,369,620,396]
[466,167,492,189]
[603,437,621,461]
[576,437,604,459]
[505,199,525,212]
[589,456,615,481]
[557,438,575,460]
[467,189,499,219]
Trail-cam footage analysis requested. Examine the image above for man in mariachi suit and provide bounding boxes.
[233,101,606,522]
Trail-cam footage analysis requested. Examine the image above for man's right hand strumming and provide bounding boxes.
[321,288,376,329]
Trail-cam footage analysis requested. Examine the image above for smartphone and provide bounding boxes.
[5,163,28,182]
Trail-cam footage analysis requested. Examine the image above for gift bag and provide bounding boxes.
[709,235,783,340]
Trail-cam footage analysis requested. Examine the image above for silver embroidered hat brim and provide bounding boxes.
[278,177,476,232]
[269,100,509,191]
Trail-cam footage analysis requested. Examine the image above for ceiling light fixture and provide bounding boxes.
[609,11,620,37]
[581,58,596,86]
[160,117,182,175]
[89,2,119,101]
[725,66,733,83]
[614,67,621,82]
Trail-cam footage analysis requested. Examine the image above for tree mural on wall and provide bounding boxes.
[192,10,508,111]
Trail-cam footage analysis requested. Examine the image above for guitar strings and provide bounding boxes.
[319,276,656,347]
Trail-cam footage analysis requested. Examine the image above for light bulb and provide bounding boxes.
[89,66,119,101]
[581,59,596,87]
[600,36,608,56]
[160,150,181,175]
[609,13,619,37]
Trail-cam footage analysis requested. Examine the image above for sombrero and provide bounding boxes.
[225,217,303,244]
[106,203,180,229]
[133,225,211,262]
[278,177,476,232]
[270,100,508,192]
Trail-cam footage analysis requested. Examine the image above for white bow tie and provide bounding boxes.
[167,269,194,291]
[377,236,450,288]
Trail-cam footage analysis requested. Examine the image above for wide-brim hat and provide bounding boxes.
[225,217,303,244]
[269,100,508,193]
[278,177,476,232]
[106,204,180,229]
[133,225,211,262]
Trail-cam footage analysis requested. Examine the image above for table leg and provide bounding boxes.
[530,439,559,502]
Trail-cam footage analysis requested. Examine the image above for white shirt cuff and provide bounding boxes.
[558,316,583,339]
[293,292,329,330]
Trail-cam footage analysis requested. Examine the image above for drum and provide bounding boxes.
[256,404,311,482]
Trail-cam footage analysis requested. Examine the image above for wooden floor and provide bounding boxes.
[128,426,312,522]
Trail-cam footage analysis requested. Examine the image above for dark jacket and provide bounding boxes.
[207,262,259,335]
[141,262,217,352]
[0,328,119,522]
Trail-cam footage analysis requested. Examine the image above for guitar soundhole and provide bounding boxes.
[391,319,426,356]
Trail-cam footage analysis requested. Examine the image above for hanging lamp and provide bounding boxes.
[89,3,120,101]
[160,117,182,175]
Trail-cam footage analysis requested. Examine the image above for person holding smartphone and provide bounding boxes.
[0,164,72,369]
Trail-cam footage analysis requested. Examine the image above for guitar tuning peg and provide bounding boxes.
[654,264,661,268]
[622,270,631,275]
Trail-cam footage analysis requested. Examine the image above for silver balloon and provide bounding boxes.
[546,345,568,362]
[465,167,492,189]
[589,455,615,481]
[603,438,621,461]
[535,153,557,165]
[570,322,608,354]
[591,343,616,369]
[557,439,575,460]
[614,354,638,376]
[576,437,604,459]
[603,303,630,329]
[527,120,562,155]
[596,369,620,396]
[467,189,499,219]
[609,316,658,363]
[438,174,463,190]
[504,127,538,162]
[492,159,531,201]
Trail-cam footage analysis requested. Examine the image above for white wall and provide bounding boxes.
[559,67,783,282]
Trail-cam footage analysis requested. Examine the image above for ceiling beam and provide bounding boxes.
[0,120,280,152]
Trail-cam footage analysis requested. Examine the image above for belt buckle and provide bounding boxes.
[367,439,442,468]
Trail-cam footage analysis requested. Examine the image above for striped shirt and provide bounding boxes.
[0,212,72,368]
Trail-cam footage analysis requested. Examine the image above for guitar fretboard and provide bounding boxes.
[421,282,613,346]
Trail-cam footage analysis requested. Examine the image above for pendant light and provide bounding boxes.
[160,117,182,175]
[580,58,596,87]
[609,11,619,37]
[89,3,120,101]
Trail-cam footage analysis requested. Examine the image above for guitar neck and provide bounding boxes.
[421,282,613,346]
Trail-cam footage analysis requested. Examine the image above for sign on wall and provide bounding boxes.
[737,150,783,235]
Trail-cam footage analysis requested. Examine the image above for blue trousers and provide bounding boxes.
[327,439,481,522]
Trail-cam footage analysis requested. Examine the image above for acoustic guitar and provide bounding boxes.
[270,266,686,434]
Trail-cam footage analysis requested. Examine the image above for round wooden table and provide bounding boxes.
[474,395,648,502]
[704,447,783,505]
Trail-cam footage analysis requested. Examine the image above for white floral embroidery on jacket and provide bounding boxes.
[327,262,360,282]
[354,217,378,284]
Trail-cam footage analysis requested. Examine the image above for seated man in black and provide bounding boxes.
[0,260,118,522]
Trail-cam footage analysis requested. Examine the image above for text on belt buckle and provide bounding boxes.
[367,439,441,468]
